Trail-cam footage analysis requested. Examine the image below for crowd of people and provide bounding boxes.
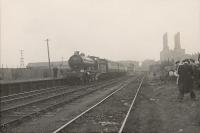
[174,57,200,101]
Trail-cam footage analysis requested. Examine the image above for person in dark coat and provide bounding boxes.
[177,59,196,101]
[53,67,58,78]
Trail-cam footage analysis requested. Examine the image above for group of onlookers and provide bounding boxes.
[174,58,200,101]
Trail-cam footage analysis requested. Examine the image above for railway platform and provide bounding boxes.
[0,77,69,97]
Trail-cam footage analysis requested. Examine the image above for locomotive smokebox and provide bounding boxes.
[68,53,95,71]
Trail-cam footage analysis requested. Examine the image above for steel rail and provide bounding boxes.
[0,86,60,100]
[1,77,121,107]
[1,86,69,104]
[0,77,120,102]
[52,79,133,133]
[118,76,145,133]
[0,78,121,113]
[0,78,124,129]
[1,82,100,104]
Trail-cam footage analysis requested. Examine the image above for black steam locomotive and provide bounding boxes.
[68,51,127,83]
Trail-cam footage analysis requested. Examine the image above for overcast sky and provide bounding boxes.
[1,0,200,67]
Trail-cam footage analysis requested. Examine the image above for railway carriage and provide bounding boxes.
[96,58,107,73]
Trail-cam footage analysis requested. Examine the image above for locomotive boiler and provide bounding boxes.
[67,51,127,83]
[68,52,96,71]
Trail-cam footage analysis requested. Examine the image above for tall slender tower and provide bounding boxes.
[163,32,169,50]
[20,50,24,68]
[174,32,181,50]
[160,32,171,61]
[173,32,185,61]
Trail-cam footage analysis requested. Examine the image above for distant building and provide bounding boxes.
[26,61,70,69]
[160,32,186,62]
[140,59,157,71]
[118,60,139,71]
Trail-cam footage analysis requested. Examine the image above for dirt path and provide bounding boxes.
[123,76,200,133]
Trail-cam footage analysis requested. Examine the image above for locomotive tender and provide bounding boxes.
[68,51,127,82]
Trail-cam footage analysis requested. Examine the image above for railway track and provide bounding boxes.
[53,76,145,133]
[0,78,117,103]
[1,85,72,107]
[0,76,127,131]
[0,77,124,109]
[119,76,144,133]
[0,85,69,103]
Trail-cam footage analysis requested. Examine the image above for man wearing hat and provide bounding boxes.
[177,59,196,101]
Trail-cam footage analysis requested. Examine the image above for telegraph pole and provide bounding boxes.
[45,39,51,72]
[20,50,24,68]
[61,56,64,66]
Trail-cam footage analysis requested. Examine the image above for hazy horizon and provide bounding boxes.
[1,0,200,67]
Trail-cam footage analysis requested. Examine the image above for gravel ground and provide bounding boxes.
[6,77,131,133]
[123,75,200,133]
[6,75,199,133]
[59,76,141,132]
